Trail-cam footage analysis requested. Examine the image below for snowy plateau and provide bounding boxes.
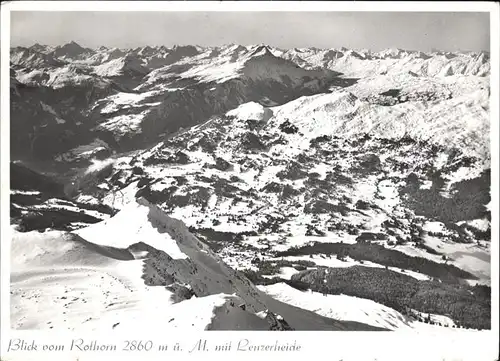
[9,42,491,332]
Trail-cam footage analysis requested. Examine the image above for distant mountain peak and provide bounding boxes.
[51,40,93,59]
[63,40,84,49]
[249,44,274,57]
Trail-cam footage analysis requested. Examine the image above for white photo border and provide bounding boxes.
[1,2,498,361]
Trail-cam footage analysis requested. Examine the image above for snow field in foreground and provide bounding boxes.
[10,227,238,332]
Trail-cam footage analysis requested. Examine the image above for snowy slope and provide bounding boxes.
[11,199,383,331]
[269,87,489,162]
[258,283,459,330]
[11,228,177,331]
[74,199,189,259]
[93,54,148,77]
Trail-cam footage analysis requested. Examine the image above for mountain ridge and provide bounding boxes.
[13,40,491,55]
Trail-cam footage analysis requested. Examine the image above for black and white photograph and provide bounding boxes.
[1,2,498,359]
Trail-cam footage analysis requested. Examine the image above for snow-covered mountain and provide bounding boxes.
[11,42,489,163]
[9,41,491,332]
[280,47,490,78]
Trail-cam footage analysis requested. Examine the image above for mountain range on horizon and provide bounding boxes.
[12,40,492,57]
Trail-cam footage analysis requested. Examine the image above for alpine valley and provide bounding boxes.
[9,42,491,332]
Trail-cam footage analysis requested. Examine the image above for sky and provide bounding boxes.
[10,11,490,52]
